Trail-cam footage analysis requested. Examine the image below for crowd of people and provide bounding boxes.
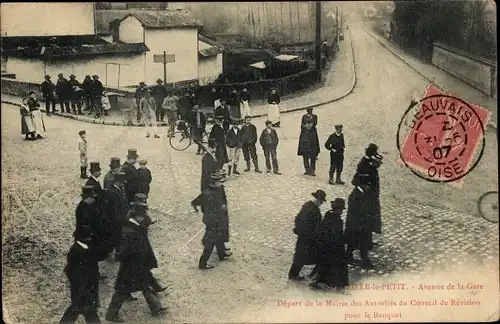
[62,146,167,323]
[40,73,111,118]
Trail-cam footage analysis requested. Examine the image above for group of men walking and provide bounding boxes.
[289,143,384,291]
[61,148,167,323]
[41,73,106,118]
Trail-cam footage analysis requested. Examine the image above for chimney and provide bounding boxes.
[110,20,120,43]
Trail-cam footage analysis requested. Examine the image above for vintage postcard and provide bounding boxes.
[1,1,498,323]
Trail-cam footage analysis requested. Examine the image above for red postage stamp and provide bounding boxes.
[398,84,491,184]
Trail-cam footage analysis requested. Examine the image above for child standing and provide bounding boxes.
[101,91,111,116]
[137,160,152,198]
[259,120,281,175]
[325,124,345,185]
[78,130,88,179]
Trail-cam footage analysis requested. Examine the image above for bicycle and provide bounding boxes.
[168,119,213,151]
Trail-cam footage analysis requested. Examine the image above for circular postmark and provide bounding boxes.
[396,94,486,183]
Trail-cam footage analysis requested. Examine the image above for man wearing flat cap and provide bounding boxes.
[325,124,346,185]
[288,190,326,281]
[121,149,140,203]
[41,75,56,115]
[56,73,72,113]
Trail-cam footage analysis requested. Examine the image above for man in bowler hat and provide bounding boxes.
[325,124,346,185]
[86,162,103,194]
[121,149,140,203]
[59,224,101,324]
[105,205,167,322]
[288,190,326,281]
[198,171,232,270]
[104,158,122,191]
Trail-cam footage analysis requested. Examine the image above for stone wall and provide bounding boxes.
[432,42,497,99]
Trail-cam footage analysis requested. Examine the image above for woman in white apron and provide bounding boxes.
[27,91,46,139]
[240,88,251,118]
[267,89,281,127]
[20,97,36,140]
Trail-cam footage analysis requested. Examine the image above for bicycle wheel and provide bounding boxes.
[169,131,192,151]
[478,191,499,223]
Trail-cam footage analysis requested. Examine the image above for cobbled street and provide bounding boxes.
[2,18,498,324]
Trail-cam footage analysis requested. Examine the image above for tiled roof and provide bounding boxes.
[5,43,149,59]
[120,10,202,29]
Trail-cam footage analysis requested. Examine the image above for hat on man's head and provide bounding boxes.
[214,114,225,120]
[335,124,343,129]
[131,193,148,208]
[78,130,86,136]
[139,82,146,86]
[27,90,37,96]
[81,185,97,198]
[230,117,240,125]
[58,73,63,77]
[44,75,51,80]
[69,74,76,78]
[89,162,101,172]
[265,120,272,125]
[127,149,139,159]
[330,198,346,211]
[138,160,147,165]
[156,79,163,84]
[109,157,121,168]
[311,189,327,202]
[92,74,99,79]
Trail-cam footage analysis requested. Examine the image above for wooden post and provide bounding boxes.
[315,1,322,80]
[163,51,167,85]
[117,65,121,90]
[105,63,108,86]
[296,2,301,43]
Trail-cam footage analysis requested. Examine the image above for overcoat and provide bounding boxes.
[215,186,229,242]
[200,152,217,192]
[201,187,225,245]
[103,171,116,191]
[353,156,381,233]
[85,177,103,195]
[114,220,158,294]
[64,242,99,312]
[101,187,128,248]
[121,161,139,203]
[292,201,322,265]
[209,123,229,165]
[137,168,152,196]
[314,211,348,288]
[297,126,320,156]
[214,106,230,133]
[344,187,377,251]
[74,198,112,261]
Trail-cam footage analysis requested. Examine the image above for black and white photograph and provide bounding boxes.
[1,1,498,323]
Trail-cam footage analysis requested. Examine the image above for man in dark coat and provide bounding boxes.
[56,73,72,113]
[59,225,101,324]
[137,160,152,197]
[309,198,348,291]
[191,139,218,213]
[288,190,326,281]
[188,105,207,155]
[41,75,56,115]
[297,114,320,176]
[241,116,261,173]
[227,89,241,120]
[151,79,167,122]
[259,120,281,175]
[105,212,167,322]
[198,172,232,270]
[90,75,104,118]
[301,107,318,126]
[103,158,122,191]
[225,118,243,176]
[209,116,229,169]
[212,169,230,251]
[325,124,346,185]
[82,75,93,111]
[121,149,140,203]
[68,74,83,115]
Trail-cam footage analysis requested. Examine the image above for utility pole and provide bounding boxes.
[296,2,301,43]
[163,51,167,86]
[315,1,322,80]
[289,2,294,43]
